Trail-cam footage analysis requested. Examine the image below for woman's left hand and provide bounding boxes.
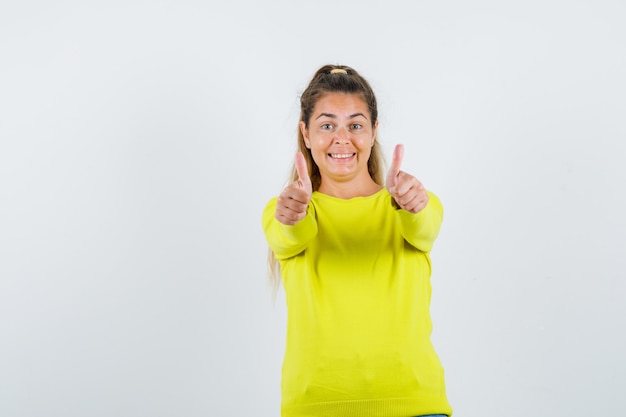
[385,144,429,214]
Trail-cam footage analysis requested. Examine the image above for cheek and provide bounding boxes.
[308,138,327,161]
[310,135,331,149]
[355,135,373,149]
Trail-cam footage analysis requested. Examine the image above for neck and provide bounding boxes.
[318,178,382,199]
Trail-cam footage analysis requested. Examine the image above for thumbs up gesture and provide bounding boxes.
[275,152,313,225]
[385,144,429,214]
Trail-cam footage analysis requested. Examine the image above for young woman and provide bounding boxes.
[262,65,452,417]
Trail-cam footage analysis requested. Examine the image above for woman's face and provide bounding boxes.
[300,92,378,186]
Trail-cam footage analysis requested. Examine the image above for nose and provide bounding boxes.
[334,125,350,144]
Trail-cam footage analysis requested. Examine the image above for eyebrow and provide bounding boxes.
[315,112,368,120]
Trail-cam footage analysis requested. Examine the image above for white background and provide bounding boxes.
[1,1,624,416]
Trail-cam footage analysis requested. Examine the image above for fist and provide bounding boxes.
[385,144,429,214]
[275,152,313,225]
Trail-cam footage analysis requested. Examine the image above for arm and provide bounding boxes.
[386,144,443,252]
[262,152,316,260]
[262,198,318,260]
[396,191,443,252]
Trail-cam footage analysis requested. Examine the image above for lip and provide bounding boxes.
[328,152,356,159]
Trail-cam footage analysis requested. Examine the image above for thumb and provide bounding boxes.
[295,151,312,194]
[386,144,404,189]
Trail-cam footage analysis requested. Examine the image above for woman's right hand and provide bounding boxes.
[275,152,313,225]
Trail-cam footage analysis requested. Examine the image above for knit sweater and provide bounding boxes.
[262,188,452,417]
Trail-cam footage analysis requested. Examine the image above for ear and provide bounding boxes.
[299,121,311,149]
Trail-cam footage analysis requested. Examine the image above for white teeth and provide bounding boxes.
[330,153,353,158]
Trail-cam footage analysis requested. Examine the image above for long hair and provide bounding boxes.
[268,65,385,293]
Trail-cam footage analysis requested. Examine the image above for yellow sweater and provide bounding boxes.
[262,188,452,417]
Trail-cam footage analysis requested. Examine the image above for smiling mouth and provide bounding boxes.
[329,153,356,159]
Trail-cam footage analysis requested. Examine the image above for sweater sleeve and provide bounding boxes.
[395,191,444,253]
[262,197,318,260]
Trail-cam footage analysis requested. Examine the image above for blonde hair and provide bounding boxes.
[268,65,385,293]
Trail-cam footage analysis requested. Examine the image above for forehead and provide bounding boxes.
[313,93,370,118]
